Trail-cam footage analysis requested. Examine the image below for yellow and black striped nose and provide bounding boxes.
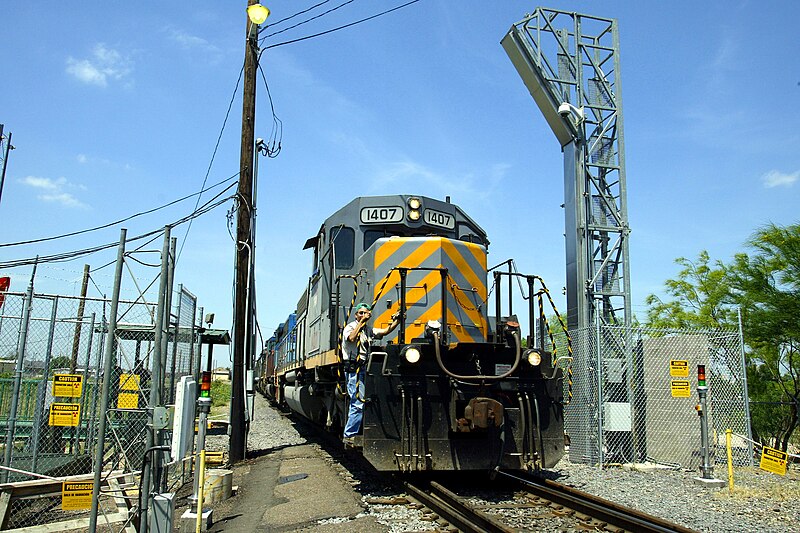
[370,237,488,343]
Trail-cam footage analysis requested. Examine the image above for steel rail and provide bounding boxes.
[497,470,697,533]
[403,480,515,533]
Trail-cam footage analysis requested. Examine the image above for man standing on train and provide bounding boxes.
[342,302,400,448]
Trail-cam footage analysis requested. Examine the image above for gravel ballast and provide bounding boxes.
[228,395,800,532]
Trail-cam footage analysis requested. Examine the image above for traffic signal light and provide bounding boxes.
[697,364,706,387]
[200,371,212,398]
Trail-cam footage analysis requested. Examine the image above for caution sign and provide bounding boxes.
[119,373,140,391]
[670,380,691,398]
[759,446,788,476]
[49,403,81,427]
[669,360,689,377]
[117,392,139,409]
[53,374,83,398]
[62,481,93,510]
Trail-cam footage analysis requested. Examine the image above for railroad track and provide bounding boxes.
[495,469,697,532]
[403,471,696,533]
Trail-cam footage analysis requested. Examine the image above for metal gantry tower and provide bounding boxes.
[502,8,632,332]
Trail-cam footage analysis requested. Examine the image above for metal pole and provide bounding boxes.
[140,227,171,533]
[231,0,260,463]
[189,396,212,514]
[89,229,126,532]
[77,312,96,456]
[737,307,754,465]
[1,262,36,483]
[595,310,604,466]
[87,316,105,458]
[31,296,58,472]
[698,385,713,478]
[194,307,203,383]
[0,128,12,206]
[160,238,177,397]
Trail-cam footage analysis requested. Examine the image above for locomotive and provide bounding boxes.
[255,195,567,472]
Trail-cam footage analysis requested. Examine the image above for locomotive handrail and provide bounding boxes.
[432,330,521,381]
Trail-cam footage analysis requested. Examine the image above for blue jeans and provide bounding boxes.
[343,368,365,438]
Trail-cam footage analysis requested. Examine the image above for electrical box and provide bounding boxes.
[153,406,173,430]
[603,402,632,432]
[149,492,175,533]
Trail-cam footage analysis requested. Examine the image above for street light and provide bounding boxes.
[247,3,270,25]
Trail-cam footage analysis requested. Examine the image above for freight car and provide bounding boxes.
[255,195,567,472]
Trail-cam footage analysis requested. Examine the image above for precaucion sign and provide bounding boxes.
[670,380,691,398]
[53,374,83,397]
[62,481,93,510]
[669,360,689,377]
[759,446,788,476]
[49,403,81,427]
[117,373,141,409]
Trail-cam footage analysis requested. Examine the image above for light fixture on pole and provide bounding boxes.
[231,0,269,464]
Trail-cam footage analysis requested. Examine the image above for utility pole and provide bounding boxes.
[0,124,13,206]
[231,0,261,463]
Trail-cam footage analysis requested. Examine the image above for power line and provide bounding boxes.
[0,173,239,248]
[263,0,423,50]
[0,193,236,270]
[260,0,356,43]
[266,0,334,29]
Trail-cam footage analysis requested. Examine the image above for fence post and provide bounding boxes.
[140,226,171,533]
[1,262,36,483]
[595,312,604,466]
[737,307,754,466]
[89,229,126,533]
[31,296,59,472]
[76,312,96,457]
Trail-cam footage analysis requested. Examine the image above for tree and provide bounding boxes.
[729,223,800,451]
[644,251,738,330]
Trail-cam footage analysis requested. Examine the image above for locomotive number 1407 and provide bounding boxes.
[360,206,404,224]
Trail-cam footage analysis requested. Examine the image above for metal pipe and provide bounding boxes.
[698,385,713,478]
[1,262,36,483]
[440,268,448,345]
[89,229,126,532]
[737,307,754,466]
[433,331,521,381]
[494,271,502,342]
[527,277,535,347]
[400,388,406,472]
[76,313,96,457]
[531,393,545,468]
[416,395,423,471]
[399,268,407,344]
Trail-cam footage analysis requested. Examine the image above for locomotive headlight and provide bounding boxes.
[403,346,422,364]
[408,197,421,209]
[524,349,542,367]
[408,209,421,221]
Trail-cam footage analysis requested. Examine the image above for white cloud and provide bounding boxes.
[77,154,87,164]
[762,170,798,188]
[19,176,88,209]
[166,27,223,62]
[66,44,132,87]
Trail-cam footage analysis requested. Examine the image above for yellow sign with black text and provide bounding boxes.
[49,403,80,427]
[670,380,691,398]
[759,446,788,476]
[53,374,83,397]
[62,481,93,510]
[669,360,689,377]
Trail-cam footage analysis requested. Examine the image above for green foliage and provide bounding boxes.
[48,356,72,373]
[644,251,737,329]
[210,379,231,408]
[645,223,800,451]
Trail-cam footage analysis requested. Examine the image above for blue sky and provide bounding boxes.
[1,1,798,367]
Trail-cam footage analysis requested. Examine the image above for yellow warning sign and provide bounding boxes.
[119,373,140,391]
[53,374,83,398]
[670,380,691,398]
[759,446,788,476]
[117,392,139,409]
[49,403,81,427]
[669,360,689,377]
[62,481,93,510]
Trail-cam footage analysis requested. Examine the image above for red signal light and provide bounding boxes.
[697,364,706,387]
[200,371,212,398]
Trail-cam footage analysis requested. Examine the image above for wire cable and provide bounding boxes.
[177,59,246,265]
[0,173,239,248]
[257,63,282,158]
[0,194,235,270]
[265,0,333,29]
[259,0,356,43]
[263,0,423,50]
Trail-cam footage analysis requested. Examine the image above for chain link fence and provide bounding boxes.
[0,253,204,530]
[563,323,752,470]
